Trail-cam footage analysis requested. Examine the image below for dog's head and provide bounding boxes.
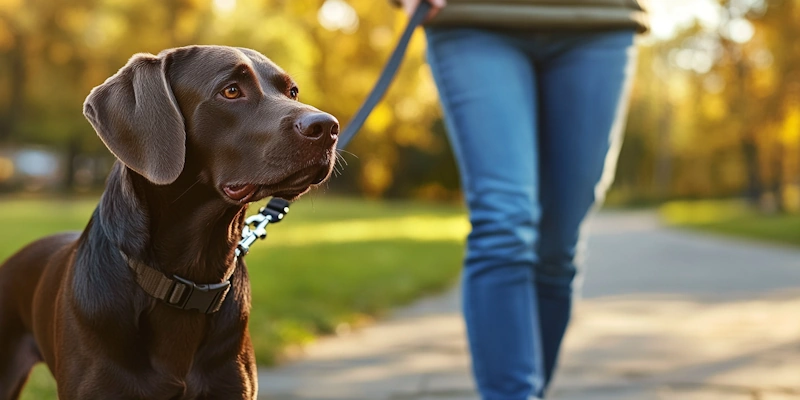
[83,45,338,203]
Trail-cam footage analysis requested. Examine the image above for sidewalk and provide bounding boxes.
[258,212,800,400]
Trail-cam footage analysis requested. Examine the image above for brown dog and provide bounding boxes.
[0,45,338,399]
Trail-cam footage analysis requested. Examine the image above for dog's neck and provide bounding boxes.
[98,162,246,284]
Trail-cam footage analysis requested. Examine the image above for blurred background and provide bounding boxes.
[0,0,796,206]
[1,0,799,398]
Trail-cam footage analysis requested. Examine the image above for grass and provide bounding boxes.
[1,195,467,398]
[660,199,800,247]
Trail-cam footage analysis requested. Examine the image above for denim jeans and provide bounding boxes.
[425,28,637,399]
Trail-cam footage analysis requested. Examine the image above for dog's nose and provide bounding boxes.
[294,113,339,146]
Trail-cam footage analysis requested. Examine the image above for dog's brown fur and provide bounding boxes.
[0,45,338,399]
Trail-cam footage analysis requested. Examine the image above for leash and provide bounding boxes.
[235,1,432,258]
[336,0,432,150]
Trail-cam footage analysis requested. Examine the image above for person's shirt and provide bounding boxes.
[389,0,649,33]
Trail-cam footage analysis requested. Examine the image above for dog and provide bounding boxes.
[0,45,338,399]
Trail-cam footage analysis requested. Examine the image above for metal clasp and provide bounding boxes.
[235,198,290,257]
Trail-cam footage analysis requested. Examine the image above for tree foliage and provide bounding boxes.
[0,0,798,206]
[0,0,451,197]
[616,0,800,211]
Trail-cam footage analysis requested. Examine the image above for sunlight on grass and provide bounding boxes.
[267,215,469,246]
[659,198,800,247]
[659,199,750,225]
[19,365,56,400]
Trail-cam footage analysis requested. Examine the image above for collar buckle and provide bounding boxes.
[168,276,232,314]
[120,251,232,314]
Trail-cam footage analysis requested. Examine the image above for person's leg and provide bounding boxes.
[426,28,544,399]
[532,30,638,395]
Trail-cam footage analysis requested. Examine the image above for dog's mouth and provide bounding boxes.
[223,184,259,203]
[222,164,332,204]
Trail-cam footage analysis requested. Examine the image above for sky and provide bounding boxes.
[648,0,763,42]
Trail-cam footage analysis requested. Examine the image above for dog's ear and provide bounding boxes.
[83,52,185,185]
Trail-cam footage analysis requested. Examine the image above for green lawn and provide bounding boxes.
[660,199,800,247]
[1,195,467,399]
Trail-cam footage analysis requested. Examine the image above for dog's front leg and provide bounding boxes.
[191,337,257,400]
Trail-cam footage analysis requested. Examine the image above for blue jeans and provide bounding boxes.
[425,28,637,399]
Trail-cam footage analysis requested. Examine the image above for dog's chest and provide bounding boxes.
[140,316,229,397]
[145,308,210,365]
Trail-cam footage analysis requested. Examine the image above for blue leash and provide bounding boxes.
[236,1,432,257]
[337,0,432,149]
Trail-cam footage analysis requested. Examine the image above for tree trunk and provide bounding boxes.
[742,135,761,203]
[62,136,80,193]
[0,30,26,143]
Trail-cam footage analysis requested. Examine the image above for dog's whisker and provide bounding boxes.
[308,193,316,210]
[337,149,358,159]
[170,178,202,205]
[334,154,348,171]
[330,158,342,177]
[335,152,355,168]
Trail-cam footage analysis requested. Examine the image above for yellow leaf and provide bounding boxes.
[364,103,392,136]
[780,106,800,145]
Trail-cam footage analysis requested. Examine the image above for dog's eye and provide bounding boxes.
[221,85,241,99]
[289,87,299,100]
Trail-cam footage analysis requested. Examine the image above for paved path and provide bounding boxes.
[258,212,800,399]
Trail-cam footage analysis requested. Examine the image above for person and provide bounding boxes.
[391,0,649,398]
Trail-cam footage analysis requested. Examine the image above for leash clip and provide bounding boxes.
[236,198,291,257]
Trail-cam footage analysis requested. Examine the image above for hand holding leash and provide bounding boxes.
[398,0,446,22]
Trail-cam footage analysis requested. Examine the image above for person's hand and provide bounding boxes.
[398,0,446,22]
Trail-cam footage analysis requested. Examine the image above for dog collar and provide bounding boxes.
[119,252,231,314]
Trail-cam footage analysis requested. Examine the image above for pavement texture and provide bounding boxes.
[257,211,800,400]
